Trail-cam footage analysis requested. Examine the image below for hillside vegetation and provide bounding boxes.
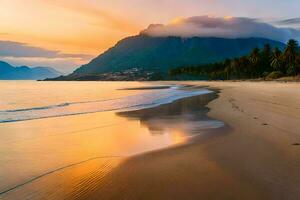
[170,39,300,80]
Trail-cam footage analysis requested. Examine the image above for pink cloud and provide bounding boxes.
[141,16,300,42]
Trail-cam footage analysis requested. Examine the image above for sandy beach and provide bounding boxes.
[1,81,300,200]
[3,1,300,199]
[77,81,300,200]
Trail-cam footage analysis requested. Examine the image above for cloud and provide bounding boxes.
[141,16,300,42]
[276,18,300,25]
[0,40,92,59]
[0,40,94,73]
[40,0,140,33]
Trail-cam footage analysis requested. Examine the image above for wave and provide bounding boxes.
[0,87,212,123]
[0,98,121,113]
[2,103,70,113]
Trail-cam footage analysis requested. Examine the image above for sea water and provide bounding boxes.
[0,81,213,123]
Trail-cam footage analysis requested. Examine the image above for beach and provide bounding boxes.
[3,1,300,199]
[1,81,300,199]
[77,81,300,200]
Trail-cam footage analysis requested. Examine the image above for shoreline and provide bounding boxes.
[0,86,222,200]
[1,81,299,199]
[79,81,300,200]
[0,83,212,124]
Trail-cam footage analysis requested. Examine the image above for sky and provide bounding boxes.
[1,0,300,73]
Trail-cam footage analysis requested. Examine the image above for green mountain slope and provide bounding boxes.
[73,36,285,75]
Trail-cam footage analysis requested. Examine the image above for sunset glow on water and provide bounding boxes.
[0,81,223,199]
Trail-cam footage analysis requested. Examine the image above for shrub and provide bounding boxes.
[266,71,284,79]
[262,71,270,77]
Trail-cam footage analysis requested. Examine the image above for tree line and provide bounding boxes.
[169,39,300,80]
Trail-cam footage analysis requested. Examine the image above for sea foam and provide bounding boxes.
[0,86,212,123]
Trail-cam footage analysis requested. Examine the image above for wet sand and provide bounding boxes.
[2,81,300,200]
[80,81,300,200]
[1,88,222,199]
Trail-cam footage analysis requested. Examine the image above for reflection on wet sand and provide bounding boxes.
[71,93,230,199]
[118,91,224,137]
[69,92,227,200]
[1,91,225,200]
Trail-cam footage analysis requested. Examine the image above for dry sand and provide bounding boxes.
[80,81,300,200]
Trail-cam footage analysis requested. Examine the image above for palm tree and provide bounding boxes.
[296,56,300,75]
[224,66,231,80]
[261,44,272,72]
[230,58,240,78]
[262,44,271,60]
[249,47,261,77]
[283,39,298,65]
[249,47,260,64]
[271,47,282,71]
[283,39,299,75]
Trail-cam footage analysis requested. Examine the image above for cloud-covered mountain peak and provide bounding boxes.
[141,16,300,42]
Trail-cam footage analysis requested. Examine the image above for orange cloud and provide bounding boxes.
[0,0,141,57]
[44,0,141,33]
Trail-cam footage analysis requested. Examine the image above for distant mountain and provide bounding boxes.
[0,61,62,80]
[49,35,285,81]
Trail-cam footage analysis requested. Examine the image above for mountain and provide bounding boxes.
[0,61,62,80]
[50,35,285,80]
